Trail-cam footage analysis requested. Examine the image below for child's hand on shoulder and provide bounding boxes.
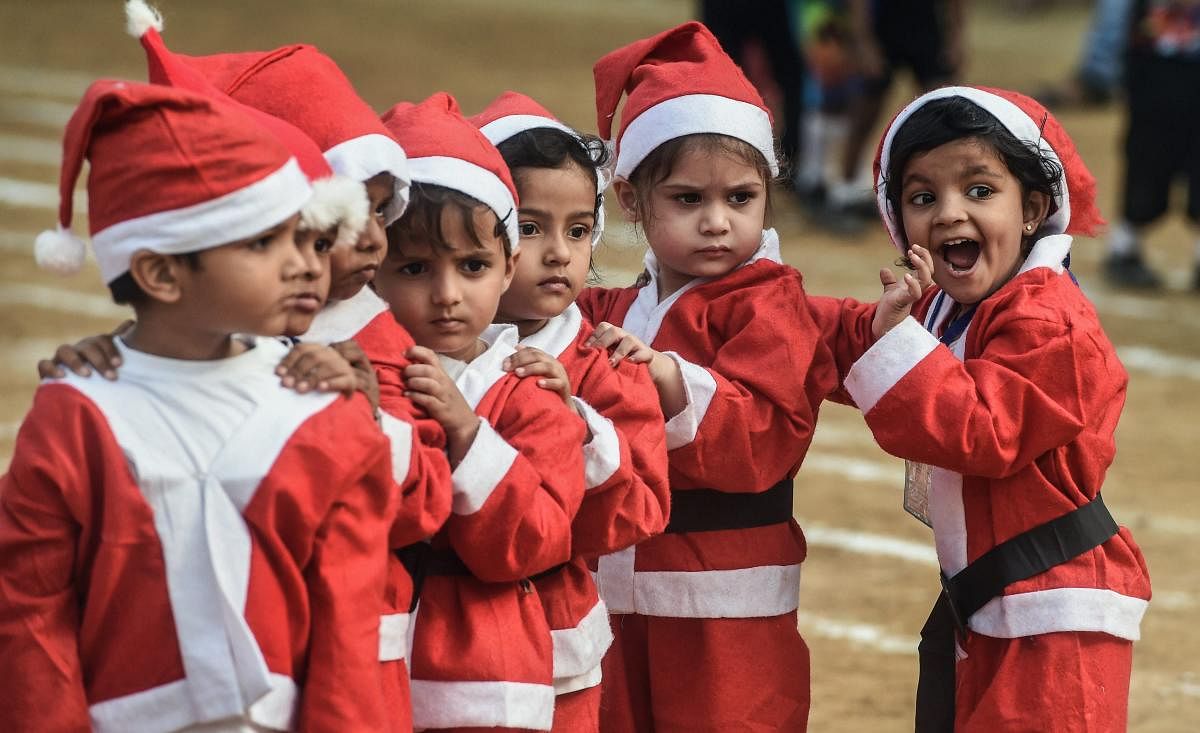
[276,342,376,407]
[36,320,133,381]
[586,322,656,367]
[404,345,480,466]
[873,244,934,338]
[503,346,572,405]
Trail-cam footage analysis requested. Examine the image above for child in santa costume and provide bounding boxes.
[0,79,395,732]
[575,21,846,732]
[374,92,588,733]
[844,86,1151,731]
[469,91,672,732]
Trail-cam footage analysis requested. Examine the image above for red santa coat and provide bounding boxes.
[576,230,839,619]
[304,286,452,680]
[0,337,394,733]
[407,325,587,731]
[518,304,670,695]
[843,235,1150,640]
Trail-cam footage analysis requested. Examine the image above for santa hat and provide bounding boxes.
[151,20,410,225]
[125,0,367,248]
[593,20,778,180]
[470,90,609,247]
[35,79,309,283]
[873,85,1104,251]
[382,92,521,252]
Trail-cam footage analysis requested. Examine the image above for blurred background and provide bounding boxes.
[0,1,1196,730]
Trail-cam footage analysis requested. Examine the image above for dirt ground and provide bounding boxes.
[0,1,1196,730]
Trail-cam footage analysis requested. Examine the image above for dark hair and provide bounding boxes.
[627,133,777,224]
[386,182,512,257]
[107,251,203,305]
[883,96,1063,258]
[496,126,610,223]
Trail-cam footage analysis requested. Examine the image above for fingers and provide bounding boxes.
[585,322,622,349]
[904,273,923,301]
[879,267,898,289]
[331,339,368,368]
[403,375,445,396]
[275,342,318,379]
[503,347,551,371]
[405,345,440,367]
[535,377,571,403]
[36,359,66,379]
[78,337,121,379]
[909,244,935,289]
[52,344,93,377]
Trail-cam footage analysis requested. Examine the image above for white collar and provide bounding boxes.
[518,303,583,358]
[1018,234,1072,276]
[300,286,389,345]
[438,323,520,409]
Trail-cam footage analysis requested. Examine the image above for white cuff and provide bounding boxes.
[451,418,518,515]
[844,316,939,414]
[661,352,717,450]
[571,396,621,490]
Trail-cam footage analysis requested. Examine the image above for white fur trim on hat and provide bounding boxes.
[124,0,163,38]
[323,133,411,226]
[479,115,575,147]
[34,225,88,275]
[407,155,521,253]
[615,93,778,179]
[301,175,369,247]
[91,158,311,283]
[875,86,1071,251]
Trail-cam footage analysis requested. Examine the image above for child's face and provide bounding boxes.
[283,227,334,336]
[621,146,766,297]
[178,213,323,337]
[374,205,515,361]
[496,163,596,333]
[899,138,1043,306]
[328,173,393,302]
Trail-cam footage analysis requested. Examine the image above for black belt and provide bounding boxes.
[664,478,793,534]
[394,544,569,610]
[939,493,1119,633]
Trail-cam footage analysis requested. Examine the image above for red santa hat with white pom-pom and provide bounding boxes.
[470,90,609,247]
[382,92,521,252]
[124,0,367,248]
[35,78,310,283]
[873,85,1105,251]
[593,20,779,180]
[156,17,410,225]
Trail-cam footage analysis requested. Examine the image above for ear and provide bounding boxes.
[611,177,640,222]
[1022,191,1052,233]
[128,250,187,304]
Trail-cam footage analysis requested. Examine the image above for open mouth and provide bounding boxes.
[941,239,981,273]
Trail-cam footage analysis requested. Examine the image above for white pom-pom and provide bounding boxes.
[35,226,88,275]
[301,176,370,247]
[125,0,163,38]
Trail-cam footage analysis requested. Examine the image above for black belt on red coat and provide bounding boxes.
[938,493,1119,633]
[394,543,569,610]
[664,477,794,534]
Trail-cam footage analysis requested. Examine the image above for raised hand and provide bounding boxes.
[585,321,656,367]
[404,345,480,466]
[873,245,934,338]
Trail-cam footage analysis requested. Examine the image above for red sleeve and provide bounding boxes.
[576,285,633,327]
[570,351,670,559]
[805,293,881,405]
[445,384,587,582]
[0,388,92,732]
[667,271,841,493]
[851,292,1105,479]
[298,399,394,732]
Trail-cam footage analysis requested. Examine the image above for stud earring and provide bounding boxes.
[1024,223,1034,232]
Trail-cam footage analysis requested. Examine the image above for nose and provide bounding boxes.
[544,232,572,265]
[296,241,325,283]
[932,194,967,228]
[358,216,386,255]
[430,268,462,307]
[699,202,731,236]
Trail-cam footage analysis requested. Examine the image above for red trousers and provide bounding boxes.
[956,630,1133,732]
[599,612,810,732]
[552,685,602,732]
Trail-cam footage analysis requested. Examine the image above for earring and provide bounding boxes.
[1024,223,1034,232]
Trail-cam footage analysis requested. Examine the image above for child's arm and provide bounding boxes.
[0,395,90,730]
[300,405,394,731]
[36,320,131,380]
[276,340,379,404]
[844,300,1100,479]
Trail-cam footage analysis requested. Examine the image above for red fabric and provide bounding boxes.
[865,274,1151,604]
[0,383,393,731]
[956,631,1132,732]
[592,21,770,141]
[469,90,561,130]
[600,613,810,732]
[408,375,586,716]
[552,685,602,733]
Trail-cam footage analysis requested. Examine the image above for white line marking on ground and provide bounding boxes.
[0,283,128,319]
[0,65,93,99]
[802,452,899,485]
[0,229,37,253]
[1118,345,1200,382]
[0,422,19,442]
[0,97,77,128]
[0,176,84,212]
[800,614,917,655]
[802,522,938,567]
[0,132,60,165]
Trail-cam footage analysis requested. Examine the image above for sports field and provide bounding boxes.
[0,1,1196,730]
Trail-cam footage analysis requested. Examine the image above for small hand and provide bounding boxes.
[585,321,656,367]
[275,342,363,398]
[404,345,480,466]
[331,339,381,412]
[503,346,572,405]
[873,246,930,338]
[35,319,132,380]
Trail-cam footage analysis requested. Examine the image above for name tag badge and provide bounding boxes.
[904,460,934,528]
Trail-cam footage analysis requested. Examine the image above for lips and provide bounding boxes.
[353,264,378,283]
[430,317,465,332]
[284,292,323,315]
[538,275,571,293]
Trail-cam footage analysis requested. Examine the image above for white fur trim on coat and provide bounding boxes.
[451,419,518,515]
[661,352,717,450]
[970,587,1149,641]
[409,679,555,731]
[550,599,613,680]
[845,316,940,414]
[378,612,411,662]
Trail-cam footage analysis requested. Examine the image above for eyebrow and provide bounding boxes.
[520,207,596,221]
[658,179,764,190]
[903,165,1005,187]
